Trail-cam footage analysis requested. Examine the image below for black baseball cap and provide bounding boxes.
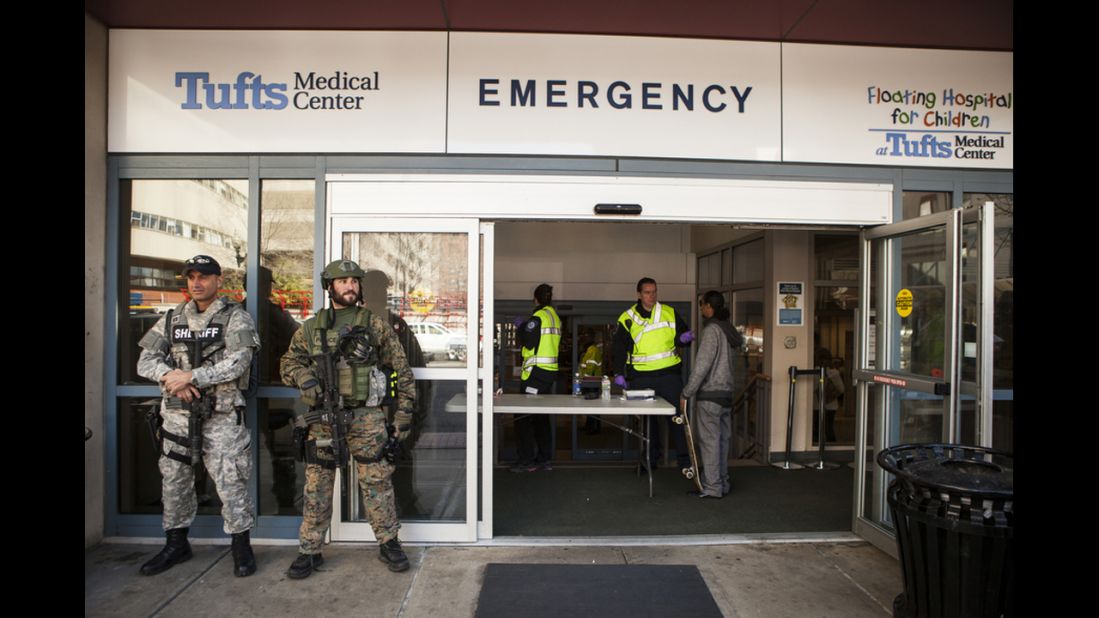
[181,255,222,276]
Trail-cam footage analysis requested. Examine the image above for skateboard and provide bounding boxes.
[674,400,704,493]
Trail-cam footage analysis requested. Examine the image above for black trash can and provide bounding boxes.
[876,444,1013,618]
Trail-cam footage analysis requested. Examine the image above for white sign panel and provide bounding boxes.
[783,44,1013,168]
[108,30,448,153]
[447,32,781,160]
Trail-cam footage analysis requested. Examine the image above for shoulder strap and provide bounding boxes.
[164,302,188,343]
[318,308,332,353]
[354,306,373,329]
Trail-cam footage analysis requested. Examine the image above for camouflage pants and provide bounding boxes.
[159,407,255,534]
[299,407,399,553]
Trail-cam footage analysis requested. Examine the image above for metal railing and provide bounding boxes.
[732,373,771,462]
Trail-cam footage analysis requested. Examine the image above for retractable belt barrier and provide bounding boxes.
[772,366,838,470]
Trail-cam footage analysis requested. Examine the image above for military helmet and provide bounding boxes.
[321,259,366,288]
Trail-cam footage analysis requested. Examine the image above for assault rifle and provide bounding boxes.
[186,392,215,466]
[150,329,214,468]
[182,331,214,466]
[310,348,352,469]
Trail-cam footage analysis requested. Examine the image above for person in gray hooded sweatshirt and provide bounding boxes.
[680,291,745,498]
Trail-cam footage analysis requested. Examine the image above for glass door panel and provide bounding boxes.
[853,203,994,554]
[328,218,480,543]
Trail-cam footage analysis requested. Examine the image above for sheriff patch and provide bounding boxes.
[170,325,224,343]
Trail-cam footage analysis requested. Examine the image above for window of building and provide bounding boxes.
[902,191,951,221]
[258,180,315,385]
[118,179,249,386]
[115,178,249,517]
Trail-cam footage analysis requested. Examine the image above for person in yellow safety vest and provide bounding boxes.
[579,334,604,434]
[510,283,560,473]
[579,340,603,377]
[612,277,694,472]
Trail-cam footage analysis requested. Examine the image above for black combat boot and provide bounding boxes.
[140,527,193,576]
[287,553,324,580]
[231,530,257,577]
[378,538,410,572]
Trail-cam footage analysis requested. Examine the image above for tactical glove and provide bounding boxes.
[300,378,321,407]
[393,410,414,443]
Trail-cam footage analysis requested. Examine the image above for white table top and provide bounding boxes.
[445,393,675,415]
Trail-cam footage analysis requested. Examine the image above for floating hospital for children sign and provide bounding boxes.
[782,44,1012,169]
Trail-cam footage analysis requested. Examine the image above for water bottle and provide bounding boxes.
[601,375,611,400]
[573,372,581,396]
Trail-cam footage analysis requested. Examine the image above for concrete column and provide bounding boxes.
[85,12,107,548]
[764,231,814,460]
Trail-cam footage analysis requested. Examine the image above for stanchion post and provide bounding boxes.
[772,365,804,469]
[811,366,839,470]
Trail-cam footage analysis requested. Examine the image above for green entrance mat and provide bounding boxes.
[474,563,722,617]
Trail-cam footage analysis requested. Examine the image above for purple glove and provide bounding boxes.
[614,375,629,389]
[679,330,695,344]
[512,316,527,328]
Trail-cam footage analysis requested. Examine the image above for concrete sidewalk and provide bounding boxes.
[85,539,901,617]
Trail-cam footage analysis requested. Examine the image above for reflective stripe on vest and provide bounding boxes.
[630,350,677,364]
[618,302,681,372]
[521,306,561,380]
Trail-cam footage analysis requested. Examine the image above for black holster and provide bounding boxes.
[144,404,163,460]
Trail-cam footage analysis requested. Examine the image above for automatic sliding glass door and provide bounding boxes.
[852,203,994,554]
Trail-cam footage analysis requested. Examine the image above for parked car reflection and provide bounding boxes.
[409,322,466,363]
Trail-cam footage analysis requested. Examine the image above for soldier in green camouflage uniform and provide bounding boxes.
[281,259,416,579]
[136,255,260,578]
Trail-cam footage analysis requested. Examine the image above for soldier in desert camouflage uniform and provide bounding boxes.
[280,259,416,579]
[136,254,260,577]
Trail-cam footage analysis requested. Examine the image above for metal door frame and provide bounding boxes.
[851,202,995,554]
[327,215,481,543]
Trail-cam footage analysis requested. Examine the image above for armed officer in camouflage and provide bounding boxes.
[280,259,416,579]
[136,255,260,577]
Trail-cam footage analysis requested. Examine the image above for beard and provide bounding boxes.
[331,288,359,308]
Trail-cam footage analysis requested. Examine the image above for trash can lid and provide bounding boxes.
[877,444,1013,499]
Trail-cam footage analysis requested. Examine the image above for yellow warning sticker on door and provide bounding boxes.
[895,288,913,318]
